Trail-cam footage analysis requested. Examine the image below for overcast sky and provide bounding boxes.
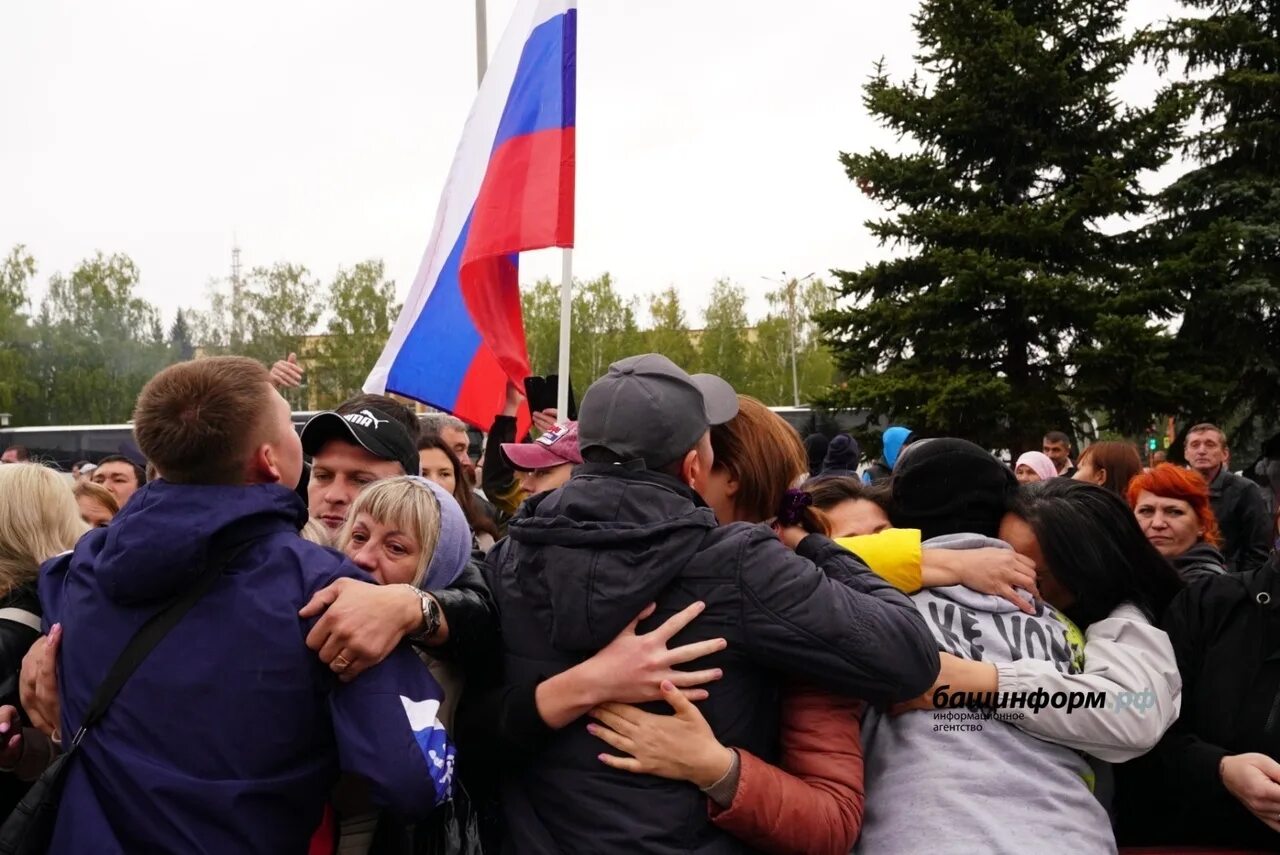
[2,0,1182,327]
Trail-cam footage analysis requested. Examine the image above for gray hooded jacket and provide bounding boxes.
[856,534,1116,855]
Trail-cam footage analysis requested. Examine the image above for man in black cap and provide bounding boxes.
[475,353,938,853]
[301,397,422,534]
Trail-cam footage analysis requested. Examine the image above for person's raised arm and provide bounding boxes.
[299,561,502,681]
[268,353,305,389]
[482,384,524,516]
[454,602,725,760]
[838,530,1039,614]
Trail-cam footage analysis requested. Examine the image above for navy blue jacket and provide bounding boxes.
[39,481,454,855]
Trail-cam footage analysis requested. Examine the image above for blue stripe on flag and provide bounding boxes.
[387,214,484,410]
[490,9,577,153]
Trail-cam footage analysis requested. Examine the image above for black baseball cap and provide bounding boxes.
[578,354,739,470]
[301,408,421,476]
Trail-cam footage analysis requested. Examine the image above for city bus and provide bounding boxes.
[0,412,324,471]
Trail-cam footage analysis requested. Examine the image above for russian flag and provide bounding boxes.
[399,695,456,806]
[365,0,576,431]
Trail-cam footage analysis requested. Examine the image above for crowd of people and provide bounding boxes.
[0,353,1278,854]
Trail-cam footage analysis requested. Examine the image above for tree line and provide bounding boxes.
[820,0,1279,459]
[0,247,835,426]
[520,274,835,409]
[0,248,402,425]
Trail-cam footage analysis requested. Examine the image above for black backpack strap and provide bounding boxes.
[70,540,254,748]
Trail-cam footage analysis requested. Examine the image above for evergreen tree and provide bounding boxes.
[168,308,195,362]
[1146,0,1280,450]
[820,0,1187,452]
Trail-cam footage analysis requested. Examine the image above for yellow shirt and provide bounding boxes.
[834,528,923,593]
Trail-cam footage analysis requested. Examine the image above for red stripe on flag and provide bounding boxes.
[460,127,574,387]
[465,126,575,260]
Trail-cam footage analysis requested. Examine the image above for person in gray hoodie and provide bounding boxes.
[857,440,1116,855]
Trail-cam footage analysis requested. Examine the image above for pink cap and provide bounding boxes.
[501,421,582,471]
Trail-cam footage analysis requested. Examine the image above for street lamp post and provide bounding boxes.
[763,271,814,409]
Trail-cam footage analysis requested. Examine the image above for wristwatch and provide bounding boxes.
[404,585,441,643]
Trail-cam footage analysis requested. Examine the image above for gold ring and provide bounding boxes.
[332,655,350,671]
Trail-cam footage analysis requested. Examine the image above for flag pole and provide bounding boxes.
[556,249,573,419]
[474,0,488,85]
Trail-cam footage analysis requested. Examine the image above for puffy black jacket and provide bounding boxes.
[0,581,41,818]
[0,582,41,709]
[1116,556,1280,849]
[482,464,938,855]
[1208,466,1273,573]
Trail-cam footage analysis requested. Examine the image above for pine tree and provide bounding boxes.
[168,308,195,362]
[820,0,1187,452]
[1146,0,1280,450]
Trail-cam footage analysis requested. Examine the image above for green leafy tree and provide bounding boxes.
[522,273,640,398]
[742,315,792,405]
[644,287,699,373]
[571,273,640,393]
[32,252,168,423]
[699,280,752,393]
[241,263,321,361]
[0,246,38,423]
[187,277,248,354]
[1143,1,1280,450]
[819,0,1188,452]
[521,277,561,377]
[312,260,401,408]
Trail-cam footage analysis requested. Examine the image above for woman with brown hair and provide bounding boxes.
[1073,440,1143,497]
[416,434,499,554]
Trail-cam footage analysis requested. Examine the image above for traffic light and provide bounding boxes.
[1147,437,1158,451]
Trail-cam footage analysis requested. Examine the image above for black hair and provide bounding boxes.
[96,454,146,487]
[338,394,420,443]
[416,434,499,540]
[1009,478,1184,628]
[805,476,893,516]
[1043,431,1072,447]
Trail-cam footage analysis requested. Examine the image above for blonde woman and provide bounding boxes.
[326,475,472,855]
[0,463,88,811]
[72,480,119,529]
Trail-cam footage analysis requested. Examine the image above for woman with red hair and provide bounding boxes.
[1127,463,1226,582]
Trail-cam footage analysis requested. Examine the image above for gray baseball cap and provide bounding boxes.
[578,354,739,469]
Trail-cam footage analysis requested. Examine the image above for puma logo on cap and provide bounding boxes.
[344,409,389,430]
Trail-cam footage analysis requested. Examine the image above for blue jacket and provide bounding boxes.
[39,481,453,855]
